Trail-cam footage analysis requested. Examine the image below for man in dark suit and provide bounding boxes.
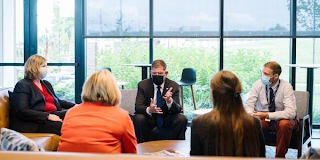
[134,60,187,143]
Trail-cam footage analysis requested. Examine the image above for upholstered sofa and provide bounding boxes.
[0,87,60,151]
[0,87,139,151]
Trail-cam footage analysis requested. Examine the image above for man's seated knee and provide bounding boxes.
[134,114,148,124]
[173,113,188,125]
[277,119,293,130]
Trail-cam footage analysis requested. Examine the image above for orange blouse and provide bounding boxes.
[58,102,137,153]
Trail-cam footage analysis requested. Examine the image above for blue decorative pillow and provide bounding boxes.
[1,128,45,151]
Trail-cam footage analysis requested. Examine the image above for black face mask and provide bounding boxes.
[152,75,164,85]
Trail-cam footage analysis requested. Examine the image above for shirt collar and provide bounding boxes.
[268,79,280,90]
[153,80,165,90]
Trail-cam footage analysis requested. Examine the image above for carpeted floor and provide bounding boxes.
[266,145,298,159]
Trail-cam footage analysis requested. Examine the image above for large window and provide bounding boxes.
[224,0,290,36]
[38,0,75,63]
[85,0,149,37]
[154,0,219,36]
[153,38,219,120]
[3,0,320,130]
[86,38,149,89]
[224,38,290,95]
[37,0,75,102]
[0,66,24,88]
[296,38,320,125]
[297,0,320,36]
[0,0,24,88]
[81,0,320,129]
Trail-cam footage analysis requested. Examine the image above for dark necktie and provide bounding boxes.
[156,86,163,128]
[269,87,276,131]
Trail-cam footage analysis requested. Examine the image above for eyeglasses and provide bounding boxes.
[151,72,165,76]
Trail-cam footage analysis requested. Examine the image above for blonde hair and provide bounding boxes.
[24,55,47,80]
[81,70,121,106]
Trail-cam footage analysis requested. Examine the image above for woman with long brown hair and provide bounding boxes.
[190,70,265,157]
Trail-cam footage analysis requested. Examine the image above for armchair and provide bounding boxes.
[0,87,60,151]
[263,91,312,158]
[119,89,174,142]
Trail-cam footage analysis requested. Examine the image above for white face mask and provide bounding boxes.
[40,67,48,79]
[261,74,272,85]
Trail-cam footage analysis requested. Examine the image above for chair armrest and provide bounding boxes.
[299,114,311,145]
[298,114,310,130]
[130,114,136,124]
[300,114,310,121]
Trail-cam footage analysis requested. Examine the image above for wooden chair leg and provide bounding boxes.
[191,85,197,110]
[180,86,184,111]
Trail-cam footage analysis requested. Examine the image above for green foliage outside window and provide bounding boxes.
[94,39,271,121]
[51,81,75,102]
[47,1,320,123]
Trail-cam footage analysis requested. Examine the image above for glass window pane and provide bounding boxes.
[153,38,220,120]
[154,0,219,37]
[224,0,290,36]
[86,38,149,89]
[0,0,24,63]
[224,38,290,96]
[296,38,320,126]
[297,0,320,36]
[0,66,24,88]
[43,66,75,102]
[85,0,149,37]
[0,65,75,102]
[37,0,75,63]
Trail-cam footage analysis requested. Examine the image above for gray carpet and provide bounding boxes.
[266,145,298,159]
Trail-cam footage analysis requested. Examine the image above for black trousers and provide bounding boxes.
[134,113,187,143]
[35,110,68,136]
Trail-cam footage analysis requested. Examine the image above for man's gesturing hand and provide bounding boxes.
[163,87,173,103]
[148,98,163,114]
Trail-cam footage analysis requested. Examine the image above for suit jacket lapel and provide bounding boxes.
[41,81,54,97]
[146,78,154,105]
[26,78,45,101]
[163,78,169,97]
[41,80,61,110]
[162,79,170,106]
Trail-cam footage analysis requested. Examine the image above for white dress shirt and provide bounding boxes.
[244,79,297,120]
[146,81,173,116]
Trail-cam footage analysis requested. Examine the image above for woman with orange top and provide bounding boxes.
[58,69,137,153]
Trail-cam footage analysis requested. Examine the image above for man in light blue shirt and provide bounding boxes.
[245,61,298,158]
